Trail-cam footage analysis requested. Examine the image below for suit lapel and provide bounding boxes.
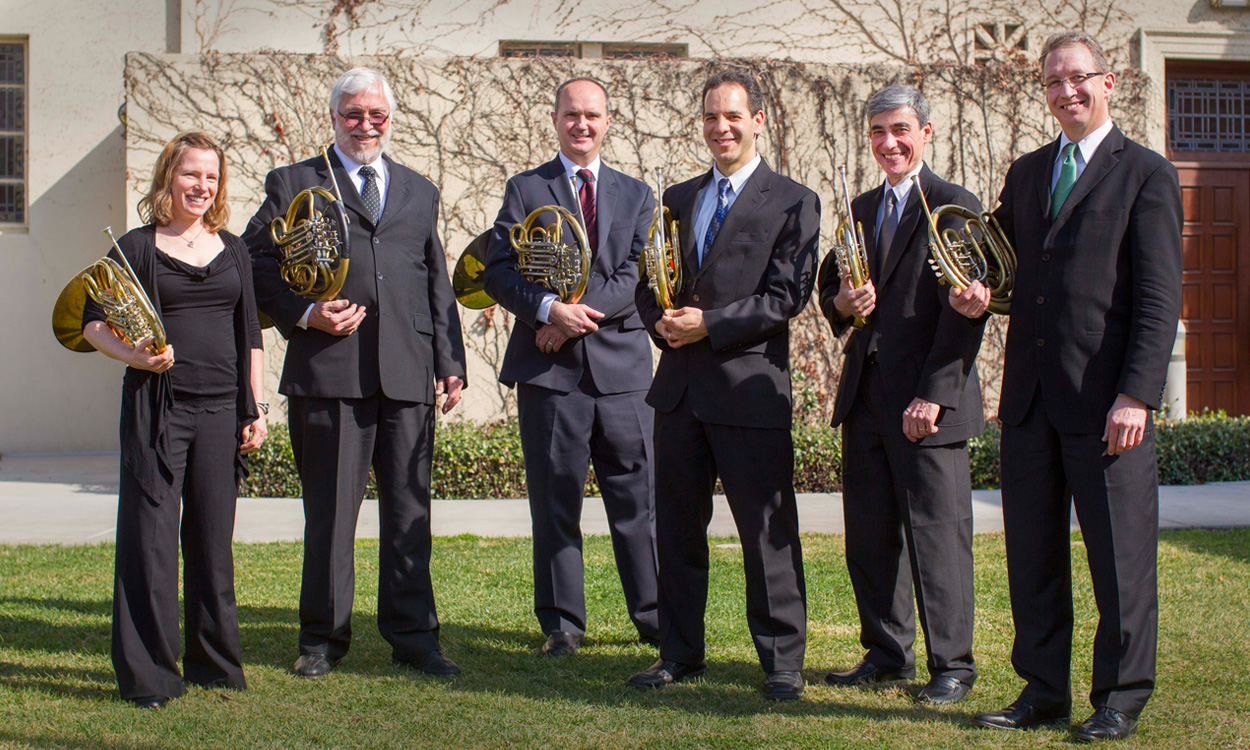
[698,161,771,279]
[1051,126,1124,235]
[679,171,712,276]
[544,158,580,216]
[374,154,413,232]
[1034,138,1062,221]
[879,170,928,287]
[856,190,882,280]
[322,149,372,227]
[594,166,618,263]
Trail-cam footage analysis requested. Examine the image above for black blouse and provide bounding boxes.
[82,225,263,504]
[157,249,241,402]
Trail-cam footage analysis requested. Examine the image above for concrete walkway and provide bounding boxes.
[1,452,1246,545]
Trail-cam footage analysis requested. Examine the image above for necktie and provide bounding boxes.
[1050,143,1078,220]
[359,165,381,224]
[700,178,731,267]
[875,189,899,278]
[577,168,597,249]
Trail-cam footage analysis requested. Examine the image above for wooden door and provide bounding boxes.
[1178,166,1250,416]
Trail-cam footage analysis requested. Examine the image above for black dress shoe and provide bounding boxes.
[915,675,972,705]
[971,699,1070,730]
[540,631,583,656]
[1072,707,1137,741]
[824,659,915,687]
[292,653,336,679]
[626,659,708,689]
[132,696,169,709]
[394,651,463,676]
[763,670,804,700]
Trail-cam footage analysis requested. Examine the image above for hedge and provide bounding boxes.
[240,412,1250,499]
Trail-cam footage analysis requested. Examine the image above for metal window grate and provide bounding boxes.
[1167,78,1249,152]
[0,41,23,225]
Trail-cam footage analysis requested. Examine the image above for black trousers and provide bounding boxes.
[288,393,440,664]
[516,375,659,639]
[653,394,806,672]
[112,403,245,701]
[841,362,976,682]
[1000,389,1158,718]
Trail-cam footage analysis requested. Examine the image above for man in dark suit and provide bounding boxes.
[482,77,660,656]
[951,32,1182,741]
[624,69,819,701]
[244,67,468,679]
[818,84,986,705]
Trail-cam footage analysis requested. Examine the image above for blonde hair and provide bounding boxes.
[137,131,230,231]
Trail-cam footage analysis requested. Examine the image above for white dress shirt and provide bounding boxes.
[876,161,925,236]
[692,154,762,263]
[1052,117,1114,191]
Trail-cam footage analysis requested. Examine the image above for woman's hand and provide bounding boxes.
[239,412,268,454]
[128,337,175,373]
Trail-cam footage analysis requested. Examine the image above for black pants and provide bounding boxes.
[1001,390,1158,718]
[653,394,806,672]
[841,362,976,682]
[112,403,245,701]
[288,393,440,664]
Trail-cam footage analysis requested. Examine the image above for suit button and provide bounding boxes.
[377,273,384,280]
[1042,253,1051,261]
[373,237,380,245]
[1036,338,1045,347]
[590,272,598,279]
[693,293,701,302]
[1036,296,1044,304]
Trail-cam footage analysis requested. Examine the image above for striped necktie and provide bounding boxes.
[700,178,731,267]
[577,168,597,249]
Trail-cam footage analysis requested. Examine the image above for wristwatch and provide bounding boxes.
[256,401,270,415]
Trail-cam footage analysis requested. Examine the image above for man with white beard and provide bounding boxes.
[244,67,467,679]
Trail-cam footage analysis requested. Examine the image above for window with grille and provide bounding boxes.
[499,41,687,59]
[1168,78,1249,153]
[0,40,25,226]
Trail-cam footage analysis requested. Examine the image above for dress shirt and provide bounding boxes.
[537,152,603,324]
[692,154,762,260]
[298,144,390,329]
[1051,117,1114,191]
[876,162,925,236]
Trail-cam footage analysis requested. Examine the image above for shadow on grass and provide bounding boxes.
[1161,528,1250,564]
[0,729,171,750]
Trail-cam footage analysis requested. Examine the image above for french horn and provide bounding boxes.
[454,176,592,309]
[52,227,167,354]
[269,145,351,302]
[913,175,1016,315]
[638,167,682,310]
[829,164,871,328]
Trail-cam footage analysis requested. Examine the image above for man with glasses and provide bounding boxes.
[245,67,468,679]
[951,32,1181,741]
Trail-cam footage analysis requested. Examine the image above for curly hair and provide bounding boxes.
[136,131,230,231]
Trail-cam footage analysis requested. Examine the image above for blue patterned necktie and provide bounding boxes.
[1050,143,1077,220]
[700,177,731,267]
[359,165,381,224]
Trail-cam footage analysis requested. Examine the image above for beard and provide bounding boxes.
[335,125,390,164]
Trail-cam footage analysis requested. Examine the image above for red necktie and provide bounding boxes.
[577,168,597,249]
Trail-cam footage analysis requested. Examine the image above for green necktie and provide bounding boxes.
[1050,143,1077,220]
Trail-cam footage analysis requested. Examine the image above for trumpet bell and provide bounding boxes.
[453,230,496,309]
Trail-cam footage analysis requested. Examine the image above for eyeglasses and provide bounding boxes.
[1042,72,1107,92]
[337,110,390,128]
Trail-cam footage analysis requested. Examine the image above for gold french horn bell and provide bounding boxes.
[269,145,352,305]
[638,167,682,310]
[913,175,1016,315]
[52,227,167,354]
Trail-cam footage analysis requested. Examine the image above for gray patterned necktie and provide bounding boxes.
[359,165,381,224]
[876,188,899,277]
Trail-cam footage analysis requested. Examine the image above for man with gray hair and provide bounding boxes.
[244,66,467,679]
[818,83,987,705]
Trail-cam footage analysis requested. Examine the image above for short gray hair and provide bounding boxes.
[329,67,397,113]
[866,84,930,126]
[1039,30,1110,73]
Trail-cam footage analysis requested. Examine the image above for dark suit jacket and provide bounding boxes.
[994,126,1183,432]
[483,157,654,394]
[243,150,466,404]
[636,159,820,430]
[819,166,986,445]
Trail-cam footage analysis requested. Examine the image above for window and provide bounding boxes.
[0,39,25,226]
[499,41,687,59]
[1167,62,1250,153]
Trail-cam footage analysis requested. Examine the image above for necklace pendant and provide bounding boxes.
[187,240,195,247]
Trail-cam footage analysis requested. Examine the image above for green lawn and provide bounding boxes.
[1,531,1247,749]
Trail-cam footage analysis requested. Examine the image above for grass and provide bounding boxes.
[0,531,1248,749]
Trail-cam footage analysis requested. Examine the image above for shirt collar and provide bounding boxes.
[881,162,925,206]
[333,143,385,178]
[557,151,602,183]
[1058,118,1114,166]
[712,154,762,196]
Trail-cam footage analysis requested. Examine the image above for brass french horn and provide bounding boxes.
[454,176,593,309]
[638,167,682,310]
[830,164,871,328]
[269,145,352,302]
[914,175,1016,315]
[52,227,168,354]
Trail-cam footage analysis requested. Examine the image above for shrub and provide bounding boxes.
[240,412,1250,499]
